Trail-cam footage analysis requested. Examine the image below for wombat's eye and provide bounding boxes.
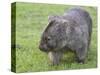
[44,37,51,42]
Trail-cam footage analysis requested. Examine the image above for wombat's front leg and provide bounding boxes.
[76,46,87,64]
[48,51,63,65]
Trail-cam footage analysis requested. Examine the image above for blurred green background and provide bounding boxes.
[12,2,97,73]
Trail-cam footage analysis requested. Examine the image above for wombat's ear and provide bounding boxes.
[48,15,55,21]
[48,15,59,22]
[45,20,55,32]
[47,19,55,27]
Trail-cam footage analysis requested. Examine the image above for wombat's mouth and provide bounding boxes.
[40,48,49,52]
[39,45,49,52]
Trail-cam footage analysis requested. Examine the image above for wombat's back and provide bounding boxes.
[64,8,92,40]
[64,8,92,25]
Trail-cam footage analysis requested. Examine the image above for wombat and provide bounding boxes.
[39,8,92,65]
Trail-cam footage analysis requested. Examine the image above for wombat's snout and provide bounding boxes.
[39,44,48,52]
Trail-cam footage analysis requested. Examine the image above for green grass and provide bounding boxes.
[13,2,97,73]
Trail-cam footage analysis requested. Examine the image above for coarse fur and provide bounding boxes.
[39,8,92,65]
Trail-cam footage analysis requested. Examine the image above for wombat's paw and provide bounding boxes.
[77,59,85,64]
[75,57,85,64]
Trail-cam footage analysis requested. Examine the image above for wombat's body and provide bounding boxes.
[39,8,92,65]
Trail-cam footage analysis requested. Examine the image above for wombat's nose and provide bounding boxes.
[39,45,44,51]
[39,45,47,52]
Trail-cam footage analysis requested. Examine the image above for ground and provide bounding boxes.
[12,2,97,73]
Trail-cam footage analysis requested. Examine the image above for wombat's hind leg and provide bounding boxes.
[48,51,63,65]
[76,47,87,64]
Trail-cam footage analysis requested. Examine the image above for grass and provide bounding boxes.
[12,2,97,73]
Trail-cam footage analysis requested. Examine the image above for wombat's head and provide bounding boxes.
[39,16,69,52]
